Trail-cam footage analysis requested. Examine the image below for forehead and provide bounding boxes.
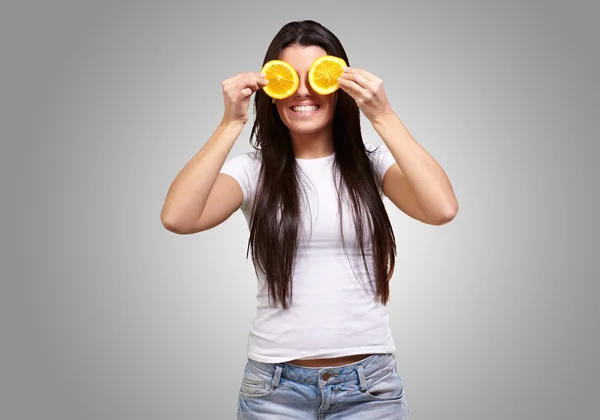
[278,44,328,71]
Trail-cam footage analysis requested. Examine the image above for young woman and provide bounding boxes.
[161,20,457,420]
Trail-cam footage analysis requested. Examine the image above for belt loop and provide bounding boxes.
[356,364,367,392]
[271,365,282,388]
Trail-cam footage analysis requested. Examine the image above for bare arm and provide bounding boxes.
[160,71,268,233]
[160,120,245,233]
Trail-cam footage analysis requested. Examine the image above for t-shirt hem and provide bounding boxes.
[247,346,396,364]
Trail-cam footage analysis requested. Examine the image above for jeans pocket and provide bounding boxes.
[365,364,405,401]
[239,363,275,398]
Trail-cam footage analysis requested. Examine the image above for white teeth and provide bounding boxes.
[292,105,319,112]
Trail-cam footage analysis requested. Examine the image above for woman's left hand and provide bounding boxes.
[337,67,395,123]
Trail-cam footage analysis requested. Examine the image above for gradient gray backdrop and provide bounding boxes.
[3,0,599,419]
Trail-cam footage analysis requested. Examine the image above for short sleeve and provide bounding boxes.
[364,143,396,191]
[219,151,260,211]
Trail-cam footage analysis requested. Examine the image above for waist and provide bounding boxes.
[247,353,397,386]
[284,353,376,367]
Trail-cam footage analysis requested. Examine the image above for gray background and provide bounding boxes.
[2,0,598,419]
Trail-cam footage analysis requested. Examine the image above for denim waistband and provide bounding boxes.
[247,353,395,388]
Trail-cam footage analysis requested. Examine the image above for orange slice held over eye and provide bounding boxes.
[308,55,347,95]
[260,60,299,99]
[260,55,347,99]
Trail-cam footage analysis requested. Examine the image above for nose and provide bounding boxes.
[295,76,311,97]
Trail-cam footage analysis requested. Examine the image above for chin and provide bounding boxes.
[283,114,334,134]
[288,126,323,135]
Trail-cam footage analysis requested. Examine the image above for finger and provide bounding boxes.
[239,78,268,99]
[246,71,268,82]
[226,72,253,88]
[340,71,374,92]
[228,76,263,98]
[223,73,245,87]
[235,87,254,101]
[240,73,269,91]
[338,76,368,98]
[343,67,378,83]
[246,78,269,92]
[224,80,253,98]
[242,81,259,95]
[224,72,266,88]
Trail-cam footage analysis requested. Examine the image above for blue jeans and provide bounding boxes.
[237,353,409,419]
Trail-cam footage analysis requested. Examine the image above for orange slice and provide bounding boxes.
[260,60,299,99]
[308,55,347,95]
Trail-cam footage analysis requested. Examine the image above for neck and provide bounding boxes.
[290,127,334,159]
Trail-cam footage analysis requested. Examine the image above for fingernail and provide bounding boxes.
[261,72,266,77]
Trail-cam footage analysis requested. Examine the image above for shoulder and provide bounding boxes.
[221,149,261,173]
[220,149,262,211]
[363,142,396,190]
[363,142,393,168]
[364,142,389,154]
[226,148,261,163]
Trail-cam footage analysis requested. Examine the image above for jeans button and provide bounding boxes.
[322,372,332,381]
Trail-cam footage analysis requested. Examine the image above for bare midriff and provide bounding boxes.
[284,353,376,368]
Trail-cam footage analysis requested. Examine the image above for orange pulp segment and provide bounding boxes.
[308,55,347,95]
[260,60,299,99]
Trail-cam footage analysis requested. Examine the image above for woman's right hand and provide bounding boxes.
[221,72,269,125]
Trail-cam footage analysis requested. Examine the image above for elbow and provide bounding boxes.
[437,202,459,225]
[426,200,458,226]
[160,214,178,233]
[160,213,188,235]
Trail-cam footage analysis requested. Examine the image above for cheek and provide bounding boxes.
[275,104,287,117]
[326,99,337,115]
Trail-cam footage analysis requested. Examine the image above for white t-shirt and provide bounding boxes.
[219,143,398,363]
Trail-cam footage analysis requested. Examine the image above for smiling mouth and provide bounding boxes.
[290,105,320,113]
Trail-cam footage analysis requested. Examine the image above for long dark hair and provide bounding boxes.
[247,20,396,310]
